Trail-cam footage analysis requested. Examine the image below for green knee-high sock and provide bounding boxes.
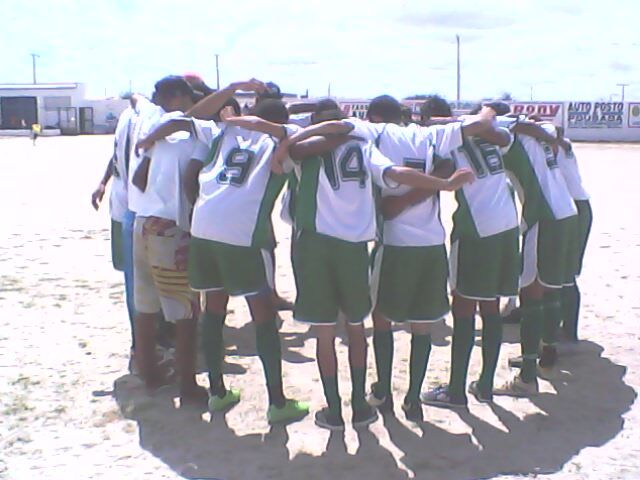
[373,329,393,396]
[350,365,367,411]
[561,284,580,341]
[478,313,502,395]
[448,316,475,401]
[201,311,226,396]
[320,374,342,417]
[520,299,544,383]
[406,333,432,402]
[255,319,285,407]
[542,291,562,346]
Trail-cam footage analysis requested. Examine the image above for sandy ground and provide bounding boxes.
[1,136,639,480]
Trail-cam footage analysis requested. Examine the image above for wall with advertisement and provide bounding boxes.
[509,102,564,124]
[564,102,639,141]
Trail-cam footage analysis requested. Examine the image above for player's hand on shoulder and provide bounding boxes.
[135,137,154,156]
[446,168,475,191]
[91,183,106,210]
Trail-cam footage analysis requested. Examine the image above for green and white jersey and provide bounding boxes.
[344,119,463,247]
[557,139,590,201]
[498,117,575,229]
[190,120,292,248]
[516,124,577,222]
[450,131,519,239]
[295,139,397,243]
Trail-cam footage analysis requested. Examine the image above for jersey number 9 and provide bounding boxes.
[217,148,256,186]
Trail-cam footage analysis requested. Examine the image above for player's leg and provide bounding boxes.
[540,216,576,368]
[294,231,342,429]
[132,217,167,390]
[188,237,237,410]
[562,200,592,341]
[335,237,377,427]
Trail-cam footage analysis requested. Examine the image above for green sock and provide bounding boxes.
[320,374,341,417]
[520,299,544,383]
[350,366,367,411]
[201,311,226,396]
[406,333,432,402]
[373,329,393,396]
[478,313,502,395]
[448,316,475,401]
[255,319,284,407]
[542,291,562,346]
[561,284,580,341]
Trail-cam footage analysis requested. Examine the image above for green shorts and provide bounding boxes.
[111,219,125,272]
[521,216,578,289]
[371,244,449,322]
[450,227,520,300]
[293,231,371,325]
[568,200,592,276]
[188,236,271,296]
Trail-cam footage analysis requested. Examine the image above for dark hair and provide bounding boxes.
[253,99,289,124]
[469,103,483,115]
[420,95,452,120]
[312,98,343,123]
[153,75,194,100]
[257,81,283,103]
[367,95,402,123]
[211,98,242,122]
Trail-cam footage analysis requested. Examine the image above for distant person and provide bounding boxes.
[31,123,41,145]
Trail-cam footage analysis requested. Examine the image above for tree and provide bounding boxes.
[500,92,514,101]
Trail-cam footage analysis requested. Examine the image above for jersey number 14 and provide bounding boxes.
[322,146,368,191]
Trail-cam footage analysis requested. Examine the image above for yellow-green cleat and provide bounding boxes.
[208,388,241,412]
[267,399,309,424]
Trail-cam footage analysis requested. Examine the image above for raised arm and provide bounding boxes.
[512,121,558,144]
[385,166,474,192]
[223,116,289,140]
[187,79,266,119]
[135,118,193,155]
[288,135,353,161]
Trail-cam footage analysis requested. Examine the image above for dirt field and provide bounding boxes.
[1,136,638,480]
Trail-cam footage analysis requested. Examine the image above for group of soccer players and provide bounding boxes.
[92,74,591,431]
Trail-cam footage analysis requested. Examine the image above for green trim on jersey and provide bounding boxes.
[452,189,481,240]
[203,134,223,167]
[295,156,322,233]
[251,172,287,247]
[503,138,555,227]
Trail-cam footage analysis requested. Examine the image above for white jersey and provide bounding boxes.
[288,113,313,128]
[517,129,577,221]
[133,112,207,230]
[295,139,396,243]
[190,121,293,247]
[128,98,164,213]
[109,107,135,222]
[344,118,463,247]
[557,139,589,201]
[449,130,519,238]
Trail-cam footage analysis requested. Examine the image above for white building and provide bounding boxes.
[0,83,128,134]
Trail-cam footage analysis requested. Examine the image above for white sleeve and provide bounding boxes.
[540,122,558,137]
[498,127,515,155]
[191,118,222,145]
[191,141,210,163]
[343,118,383,142]
[367,144,399,189]
[433,122,464,157]
[283,123,302,138]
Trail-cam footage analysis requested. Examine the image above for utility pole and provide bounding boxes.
[616,83,629,102]
[530,85,533,101]
[456,35,461,109]
[30,53,39,84]
[215,54,220,90]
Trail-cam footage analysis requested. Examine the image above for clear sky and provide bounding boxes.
[1,0,637,102]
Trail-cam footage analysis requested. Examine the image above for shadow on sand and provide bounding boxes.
[113,339,635,480]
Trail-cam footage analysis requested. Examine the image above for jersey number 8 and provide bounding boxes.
[322,146,368,191]
[217,148,256,186]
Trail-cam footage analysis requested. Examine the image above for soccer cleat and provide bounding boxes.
[420,385,467,409]
[494,375,538,397]
[267,399,309,424]
[314,407,345,431]
[401,398,424,422]
[352,404,379,428]
[468,381,493,404]
[367,382,394,412]
[208,388,241,412]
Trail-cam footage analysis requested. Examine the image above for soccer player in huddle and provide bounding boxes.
[419,101,520,408]
[137,81,310,423]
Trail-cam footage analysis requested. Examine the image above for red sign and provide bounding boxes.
[510,103,563,123]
